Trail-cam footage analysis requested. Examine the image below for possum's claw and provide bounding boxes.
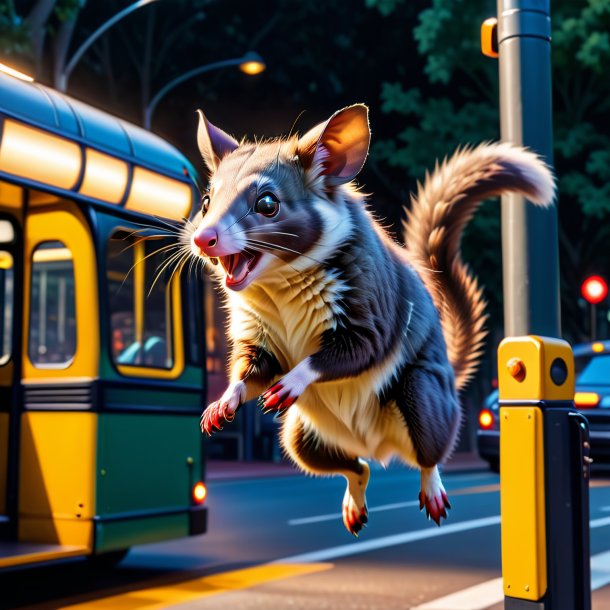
[259,382,298,413]
[342,459,370,537]
[419,489,451,526]
[200,381,245,436]
[259,359,319,414]
[419,466,451,526]
[200,401,231,436]
[343,503,368,537]
[259,384,298,413]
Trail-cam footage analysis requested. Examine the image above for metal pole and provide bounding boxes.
[143,57,246,130]
[591,304,597,341]
[58,0,162,92]
[498,0,560,338]
[497,3,592,610]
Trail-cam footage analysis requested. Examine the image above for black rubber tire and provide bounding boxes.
[488,458,500,474]
[87,549,129,570]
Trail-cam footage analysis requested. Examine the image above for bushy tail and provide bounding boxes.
[403,142,555,392]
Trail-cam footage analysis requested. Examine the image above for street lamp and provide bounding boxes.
[58,0,163,92]
[143,52,265,130]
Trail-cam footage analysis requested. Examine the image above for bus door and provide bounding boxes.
[17,198,97,555]
[0,181,23,539]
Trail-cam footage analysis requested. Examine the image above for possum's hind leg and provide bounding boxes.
[397,334,460,525]
[280,409,370,537]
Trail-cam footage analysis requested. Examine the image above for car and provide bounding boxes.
[477,340,610,472]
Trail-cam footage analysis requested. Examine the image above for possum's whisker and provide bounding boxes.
[116,243,183,294]
[118,238,180,257]
[221,207,253,235]
[230,228,299,239]
[166,253,189,292]
[149,248,191,297]
[150,215,183,234]
[187,251,199,280]
[242,238,325,266]
[243,244,307,279]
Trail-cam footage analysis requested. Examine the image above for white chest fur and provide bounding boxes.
[228,266,415,462]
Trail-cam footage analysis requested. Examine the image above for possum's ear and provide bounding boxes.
[196,110,239,172]
[297,104,370,184]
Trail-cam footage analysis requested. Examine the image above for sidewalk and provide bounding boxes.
[206,451,488,481]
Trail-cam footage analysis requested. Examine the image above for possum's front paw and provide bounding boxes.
[200,381,246,436]
[258,380,299,413]
[258,358,319,414]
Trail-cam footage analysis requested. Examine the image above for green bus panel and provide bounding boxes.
[96,413,202,515]
[103,384,201,411]
[95,514,189,553]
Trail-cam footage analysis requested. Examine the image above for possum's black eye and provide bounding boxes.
[255,193,280,218]
[201,194,210,215]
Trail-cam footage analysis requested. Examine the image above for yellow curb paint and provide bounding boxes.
[451,484,500,496]
[57,563,333,610]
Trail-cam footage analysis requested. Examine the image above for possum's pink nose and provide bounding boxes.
[193,227,219,255]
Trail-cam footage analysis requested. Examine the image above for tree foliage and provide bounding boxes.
[367,0,610,342]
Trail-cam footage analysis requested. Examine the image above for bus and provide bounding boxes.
[0,66,207,569]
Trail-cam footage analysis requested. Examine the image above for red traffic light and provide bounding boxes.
[581,276,608,305]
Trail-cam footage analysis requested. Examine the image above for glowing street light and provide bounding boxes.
[239,52,266,75]
[144,52,265,130]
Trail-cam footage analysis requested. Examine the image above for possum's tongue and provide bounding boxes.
[219,251,262,288]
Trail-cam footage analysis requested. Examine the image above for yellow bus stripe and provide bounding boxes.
[55,563,333,610]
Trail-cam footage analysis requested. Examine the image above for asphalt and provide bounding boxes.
[3,454,609,610]
[205,451,489,481]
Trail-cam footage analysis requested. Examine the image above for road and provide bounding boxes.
[3,462,610,609]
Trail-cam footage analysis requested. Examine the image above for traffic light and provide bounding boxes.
[581,275,608,305]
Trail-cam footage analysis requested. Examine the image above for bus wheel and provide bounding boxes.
[87,549,129,570]
[487,458,500,474]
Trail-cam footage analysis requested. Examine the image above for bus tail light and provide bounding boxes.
[192,482,207,505]
[574,392,600,408]
[479,409,494,430]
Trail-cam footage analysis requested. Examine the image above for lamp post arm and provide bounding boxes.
[144,57,245,129]
[59,0,162,92]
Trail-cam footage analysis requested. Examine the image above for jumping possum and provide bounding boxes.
[186,104,554,534]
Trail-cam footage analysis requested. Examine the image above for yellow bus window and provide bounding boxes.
[28,241,76,368]
[0,251,13,365]
[107,233,174,370]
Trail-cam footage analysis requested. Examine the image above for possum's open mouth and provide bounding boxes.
[219,250,262,289]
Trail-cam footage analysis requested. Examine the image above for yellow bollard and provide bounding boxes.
[498,336,590,610]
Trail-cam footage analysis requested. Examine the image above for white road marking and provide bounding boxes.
[411,578,503,610]
[591,550,610,590]
[278,513,610,608]
[275,515,501,563]
[288,500,421,525]
[408,516,610,610]
[289,473,497,526]
[591,515,610,528]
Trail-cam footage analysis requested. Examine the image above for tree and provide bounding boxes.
[0,0,85,80]
[366,0,610,344]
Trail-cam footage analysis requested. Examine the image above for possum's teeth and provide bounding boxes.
[228,256,249,283]
[219,254,238,275]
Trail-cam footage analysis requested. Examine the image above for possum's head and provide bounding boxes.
[187,104,370,291]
